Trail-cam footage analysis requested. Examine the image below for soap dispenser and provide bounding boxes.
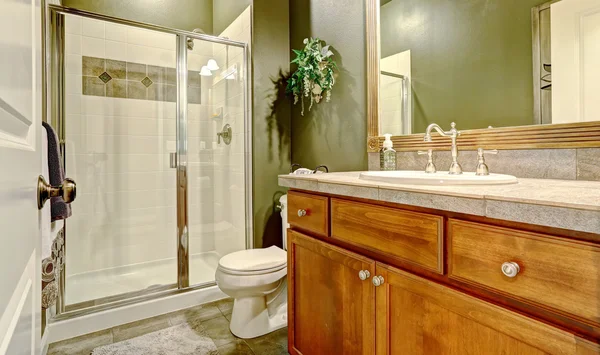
[379,134,396,171]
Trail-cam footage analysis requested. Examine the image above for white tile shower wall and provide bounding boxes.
[211,6,251,258]
[380,50,411,135]
[64,16,217,282]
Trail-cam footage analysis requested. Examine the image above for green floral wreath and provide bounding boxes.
[286,38,337,116]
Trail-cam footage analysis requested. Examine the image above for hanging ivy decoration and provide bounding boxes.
[286,38,337,116]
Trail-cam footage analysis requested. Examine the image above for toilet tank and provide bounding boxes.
[279,195,289,250]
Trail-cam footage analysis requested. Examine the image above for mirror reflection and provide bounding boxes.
[379,0,600,136]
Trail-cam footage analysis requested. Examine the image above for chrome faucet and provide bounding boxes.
[423,122,462,175]
[418,149,436,173]
[475,148,498,176]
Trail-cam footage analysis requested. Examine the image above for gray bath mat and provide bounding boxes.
[91,322,218,355]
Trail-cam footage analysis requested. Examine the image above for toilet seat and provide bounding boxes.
[213,195,289,339]
[218,246,287,275]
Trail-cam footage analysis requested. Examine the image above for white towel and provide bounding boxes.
[41,130,64,260]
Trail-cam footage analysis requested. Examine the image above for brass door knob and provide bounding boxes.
[38,175,76,209]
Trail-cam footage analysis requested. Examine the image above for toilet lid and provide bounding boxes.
[219,246,287,272]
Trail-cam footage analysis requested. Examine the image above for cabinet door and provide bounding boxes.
[374,263,594,355]
[288,230,376,355]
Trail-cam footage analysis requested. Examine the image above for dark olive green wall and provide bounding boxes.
[213,0,252,35]
[381,0,546,132]
[289,0,367,172]
[63,0,213,34]
[252,0,291,249]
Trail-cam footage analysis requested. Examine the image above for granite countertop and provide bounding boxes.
[278,172,600,234]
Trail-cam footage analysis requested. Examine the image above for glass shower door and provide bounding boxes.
[185,35,249,287]
[62,13,179,309]
[51,5,251,315]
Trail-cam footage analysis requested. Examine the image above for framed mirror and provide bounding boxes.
[366,0,600,152]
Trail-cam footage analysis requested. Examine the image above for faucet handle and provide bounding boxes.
[478,148,498,156]
[418,149,436,173]
[476,148,498,176]
[450,122,461,136]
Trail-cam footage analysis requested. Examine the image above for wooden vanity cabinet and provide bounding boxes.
[288,230,376,355]
[287,190,600,355]
[448,219,600,326]
[375,263,590,355]
[287,191,330,237]
[331,198,444,274]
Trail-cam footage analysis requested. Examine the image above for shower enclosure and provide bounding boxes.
[380,70,411,135]
[47,5,252,318]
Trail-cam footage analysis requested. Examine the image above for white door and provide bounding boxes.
[0,0,43,354]
[551,0,600,123]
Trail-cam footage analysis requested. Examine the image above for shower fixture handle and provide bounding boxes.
[217,124,232,145]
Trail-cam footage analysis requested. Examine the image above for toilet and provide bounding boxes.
[215,195,289,339]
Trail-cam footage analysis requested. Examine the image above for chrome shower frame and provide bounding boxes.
[47,4,253,320]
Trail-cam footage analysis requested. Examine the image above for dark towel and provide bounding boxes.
[42,122,72,221]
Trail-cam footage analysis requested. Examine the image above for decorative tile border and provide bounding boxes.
[81,56,203,104]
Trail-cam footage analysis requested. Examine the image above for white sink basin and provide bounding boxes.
[359,171,518,186]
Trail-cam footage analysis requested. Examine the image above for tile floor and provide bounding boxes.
[48,298,288,355]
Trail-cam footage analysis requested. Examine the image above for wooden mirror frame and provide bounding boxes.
[365,0,600,152]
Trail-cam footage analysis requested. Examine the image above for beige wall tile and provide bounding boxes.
[82,56,105,76]
[105,59,126,79]
[106,79,126,98]
[127,80,147,100]
[82,76,105,96]
[126,62,146,81]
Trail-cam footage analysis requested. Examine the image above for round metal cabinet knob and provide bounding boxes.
[358,270,371,281]
[297,209,307,217]
[501,262,520,278]
[372,275,385,287]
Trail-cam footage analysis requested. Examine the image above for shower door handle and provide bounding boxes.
[170,152,178,168]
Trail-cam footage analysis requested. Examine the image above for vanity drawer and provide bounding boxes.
[331,199,444,274]
[448,219,600,325]
[287,191,329,237]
